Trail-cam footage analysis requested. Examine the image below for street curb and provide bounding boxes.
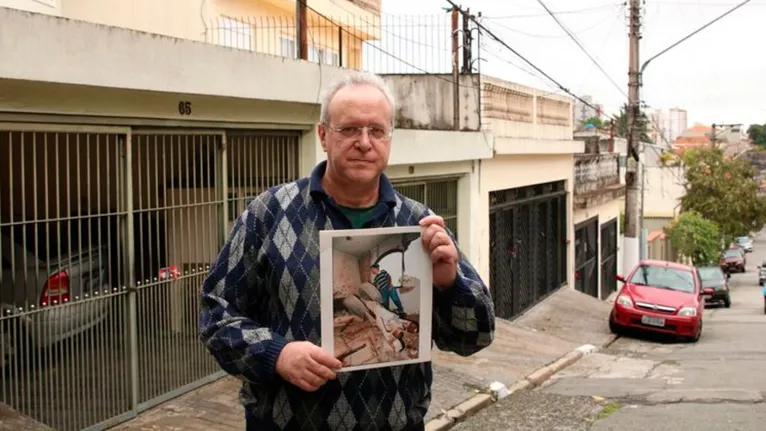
[424,338,614,431]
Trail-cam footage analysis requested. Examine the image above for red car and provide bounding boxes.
[719,248,746,273]
[609,259,709,342]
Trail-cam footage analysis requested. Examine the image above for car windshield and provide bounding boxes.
[736,236,749,244]
[628,265,695,293]
[724,250,741,258]
[698,267,725,286]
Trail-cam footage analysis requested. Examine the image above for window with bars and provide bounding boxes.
[393,178,459,241]
[218,17,254,51]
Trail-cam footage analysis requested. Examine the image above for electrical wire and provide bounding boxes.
[443,0,604,115]
[535,0,628,99]
[483,4,620,19]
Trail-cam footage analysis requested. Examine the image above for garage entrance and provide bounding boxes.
[574,216,599,298]
[0,123,300,430]
[489,181,568,320]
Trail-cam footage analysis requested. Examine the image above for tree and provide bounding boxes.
[580,116,604,129]
[679,147,766,241]
[612,104,652,143]
[665,211,721,266]
[747,123,766,147]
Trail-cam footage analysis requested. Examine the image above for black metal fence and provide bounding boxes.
[205,12,458,74]
[600,218,618,299]
[489,181,567,320]
[574,217,599,298]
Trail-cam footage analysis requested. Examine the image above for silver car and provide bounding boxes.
[1,222,110,369]
[735,236,753,253]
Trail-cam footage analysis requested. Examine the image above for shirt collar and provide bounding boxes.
[309,160,397,208]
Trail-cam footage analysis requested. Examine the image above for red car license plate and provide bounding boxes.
[641,315,665,327]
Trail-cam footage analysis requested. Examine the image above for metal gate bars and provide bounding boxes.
[574,217,599,299]
[0,124,300,430]
[600,218,618,299]
[489,181,568,320]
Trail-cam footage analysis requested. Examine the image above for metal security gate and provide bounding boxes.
[393,178,459,241]
[600,218,618,299]
[489,181,567,320]
[0,123,300,431]
[574,217,599,298]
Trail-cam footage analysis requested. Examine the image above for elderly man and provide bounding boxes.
[199,71,495,431]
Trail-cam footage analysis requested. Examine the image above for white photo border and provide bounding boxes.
[319,225,433,372]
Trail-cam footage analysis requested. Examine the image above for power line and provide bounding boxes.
[486,13,614,39]
[443,0,603,114]
[483,5,618,19]
[535,0,628,99]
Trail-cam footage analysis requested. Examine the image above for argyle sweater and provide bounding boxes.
[199,161,495,431]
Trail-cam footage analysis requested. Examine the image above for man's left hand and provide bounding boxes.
[419,215,458,290]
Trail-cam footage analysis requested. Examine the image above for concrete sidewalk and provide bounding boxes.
[112,288,614,430]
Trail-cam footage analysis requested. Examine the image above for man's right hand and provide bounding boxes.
[275,341,343,392]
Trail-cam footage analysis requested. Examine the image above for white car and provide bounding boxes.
[735,236,753,253]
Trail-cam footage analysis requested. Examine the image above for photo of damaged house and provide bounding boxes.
[320,226,433,372]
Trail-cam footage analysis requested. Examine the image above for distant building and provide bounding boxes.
[573,95,603,125]
[668,108,688,142]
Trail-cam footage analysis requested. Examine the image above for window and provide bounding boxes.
[698,267,726,286]
[327,51,340,66]
[217,17,253,51]
[628,265,695,293]
[394,179,458,241]
[280,37,296,58]
[309,45,325,63]
[307,45,339,66]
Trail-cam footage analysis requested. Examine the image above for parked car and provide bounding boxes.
[735,236,753,253]
[719,248,746,273]
[609,259,706,342]
[1,221,111,370]
[758,261,766,285]
[697,265,731,308]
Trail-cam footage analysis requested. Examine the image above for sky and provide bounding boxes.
[370,0,766,129]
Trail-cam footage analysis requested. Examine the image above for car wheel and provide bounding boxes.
[723,295,731,308]
[609,318,622,335]
[685,320,702,343]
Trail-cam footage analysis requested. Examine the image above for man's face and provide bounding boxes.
[318,84,392,185]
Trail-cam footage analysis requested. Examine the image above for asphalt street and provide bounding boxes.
[455,234,766,431]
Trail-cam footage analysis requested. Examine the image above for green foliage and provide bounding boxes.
[680,147,766,240]
[748,123,766,147]
[580,116,604,129]
[664,211,721,266]
[612,104,651,143]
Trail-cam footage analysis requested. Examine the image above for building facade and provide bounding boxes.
[0,4,489,430]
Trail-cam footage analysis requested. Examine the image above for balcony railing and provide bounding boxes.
[574,153,623,202]
[205,12,454,74]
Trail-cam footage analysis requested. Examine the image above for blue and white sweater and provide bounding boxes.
[199,161,495,430]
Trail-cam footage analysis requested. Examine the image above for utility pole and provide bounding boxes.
[624,0,642,270]
[451,6,460,130]
[296,0,308,60]
[461,7,472,74]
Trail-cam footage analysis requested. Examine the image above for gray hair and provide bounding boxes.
[319,72,396,126]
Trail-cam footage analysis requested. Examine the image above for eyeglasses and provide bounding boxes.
[325,124,393,141]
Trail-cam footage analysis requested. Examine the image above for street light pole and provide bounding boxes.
[622,0,752,270]
[639,0,752,81]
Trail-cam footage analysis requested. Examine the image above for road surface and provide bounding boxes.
[455,235,766,431]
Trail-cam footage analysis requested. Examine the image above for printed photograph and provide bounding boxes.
[319,226,433,372]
